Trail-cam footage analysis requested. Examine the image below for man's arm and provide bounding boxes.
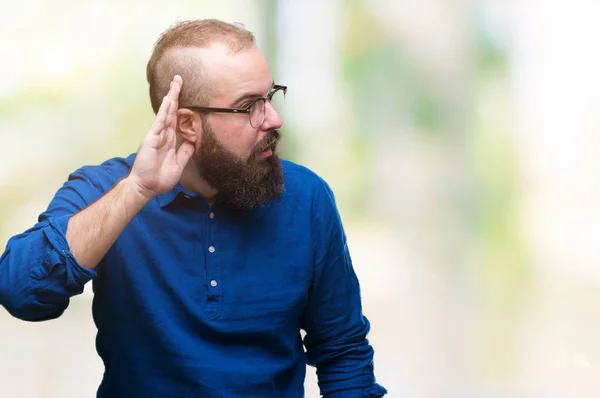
[302,180,387,398]
[0,167,122,321]
[65,176,151,269]
[0,75,194,321]
[67,75,192,269]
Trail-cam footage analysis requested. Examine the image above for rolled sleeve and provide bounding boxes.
[0,167,102,321]
[42,216,97,287]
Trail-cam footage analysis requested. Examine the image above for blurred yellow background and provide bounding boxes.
[2,0,600,397]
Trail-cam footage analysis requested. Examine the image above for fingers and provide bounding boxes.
[168,75,182,103]
[149,95,171,135]
[149,75,183,134]
[149,76,182,136]
[176,141,195,168]
[164,91,178,129]
[166,75,182,129]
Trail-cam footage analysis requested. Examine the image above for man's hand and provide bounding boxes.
[127,75,195,200]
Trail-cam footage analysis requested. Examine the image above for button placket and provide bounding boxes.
[205,209,221,319]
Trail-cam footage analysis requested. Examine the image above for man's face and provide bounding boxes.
[190,44,285,210]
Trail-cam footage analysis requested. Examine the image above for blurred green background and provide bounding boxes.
[2,0,600,397]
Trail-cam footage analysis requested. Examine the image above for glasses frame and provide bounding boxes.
[181,84,287,128]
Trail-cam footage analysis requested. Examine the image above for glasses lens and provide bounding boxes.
[249,99,266,128]
[269,88,286,114]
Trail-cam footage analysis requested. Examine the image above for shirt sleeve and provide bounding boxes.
[302,180,387,397]
[0,167,104,321]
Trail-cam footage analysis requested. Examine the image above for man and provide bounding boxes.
[0,19,387,397]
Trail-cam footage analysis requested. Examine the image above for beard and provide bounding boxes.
[192,118,284,212]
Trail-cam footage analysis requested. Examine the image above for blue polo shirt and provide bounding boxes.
[0,154,387,397]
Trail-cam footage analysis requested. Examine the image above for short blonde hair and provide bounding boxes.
[146,19,255,113]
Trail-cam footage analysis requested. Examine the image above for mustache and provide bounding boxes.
[251,130,281,157]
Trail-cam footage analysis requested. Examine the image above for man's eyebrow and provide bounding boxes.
[231,81,275,107]
[231,92,262,107]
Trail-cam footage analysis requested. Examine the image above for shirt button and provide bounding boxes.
[209,212,215,219]
[210,280,217,287]
[208,246,215,253]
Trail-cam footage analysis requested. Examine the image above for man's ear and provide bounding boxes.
[177,109,200,147]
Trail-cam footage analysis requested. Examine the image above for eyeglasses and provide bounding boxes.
[182,84,287,128]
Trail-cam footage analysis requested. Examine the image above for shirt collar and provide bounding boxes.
[155,183,198,208]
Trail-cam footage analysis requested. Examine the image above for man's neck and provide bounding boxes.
[180,162,219,206]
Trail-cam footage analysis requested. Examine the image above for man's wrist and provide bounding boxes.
[120,176,156,209]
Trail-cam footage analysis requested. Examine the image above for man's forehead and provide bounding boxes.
[190,44,269,81]
[187,44,272,102]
